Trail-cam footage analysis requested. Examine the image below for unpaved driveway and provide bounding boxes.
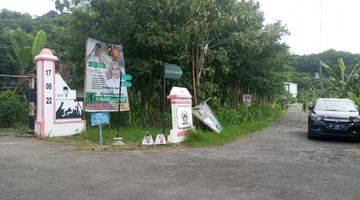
[1,104,360,200]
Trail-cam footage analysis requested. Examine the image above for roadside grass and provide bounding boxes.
[183,108,285,147]
[183,120,278,148]
[71,126,163,150]
[8,104,286,151]
[11,122,28,135]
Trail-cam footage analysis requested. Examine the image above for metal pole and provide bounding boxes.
[99,124,103,146]
[162,74,166,135]
[117,71,122,138]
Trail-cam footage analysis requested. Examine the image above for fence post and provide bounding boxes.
[28,75,35,134]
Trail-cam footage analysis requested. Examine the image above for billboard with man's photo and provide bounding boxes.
[84,38,130,112]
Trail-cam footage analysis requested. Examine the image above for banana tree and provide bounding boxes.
[10,29,47,75]
[9,30,47,134]
[320,58,360,97]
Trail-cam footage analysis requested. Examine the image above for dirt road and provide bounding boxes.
[1,104,360,200]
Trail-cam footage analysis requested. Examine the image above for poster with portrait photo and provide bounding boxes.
[84,38,130,112]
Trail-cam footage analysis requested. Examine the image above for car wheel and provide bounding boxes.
[308,130,313,139]
[307,123,314,139]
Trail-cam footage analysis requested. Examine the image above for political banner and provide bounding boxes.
[84,38,130,112]
[243,94,252,107]
[192,102,222,133]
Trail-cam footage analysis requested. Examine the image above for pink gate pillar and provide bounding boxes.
[34,48,86,137]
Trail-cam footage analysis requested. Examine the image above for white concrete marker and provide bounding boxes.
[154,134,167,145]
[142,135,154,145]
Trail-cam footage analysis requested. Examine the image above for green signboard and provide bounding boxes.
[164,63,183,79]
[121,74,132,81]
[121,81,132,87]
[119,96,127,103]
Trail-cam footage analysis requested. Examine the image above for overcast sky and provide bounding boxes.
[1,0,359,55]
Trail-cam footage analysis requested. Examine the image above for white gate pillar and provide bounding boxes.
[34,48,85,137]
[167,87,194,143]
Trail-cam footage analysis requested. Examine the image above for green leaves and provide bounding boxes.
[320,57,360,97]
[9,32,23,55]
[31,30,47,58]
[338,58,346,73]
[17,47,32,70]
[320,60,331,69]
[320,60,339,81]
[9,29,47,74]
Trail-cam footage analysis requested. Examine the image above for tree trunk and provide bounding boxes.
[191,43,208,105]
[191,48,198,105]
[28,75,35,135]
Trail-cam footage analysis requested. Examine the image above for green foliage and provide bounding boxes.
[9,29,47,74]
[31,30,47,58]
[9,29,32,72]
[216,104,282,126]
[321,57,360,97]
[57,0,290,105]
[11,122,28,135]
[0,90,27,127]
[291,50,360,101]
[293,49,360,74]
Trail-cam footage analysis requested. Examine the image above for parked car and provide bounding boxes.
[308,98,360,139]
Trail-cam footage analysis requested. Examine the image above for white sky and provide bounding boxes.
[0,0,55,17]
[258,0,360,55]
[1,0,360,55]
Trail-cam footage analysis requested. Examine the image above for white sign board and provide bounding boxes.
[176,106,193,128]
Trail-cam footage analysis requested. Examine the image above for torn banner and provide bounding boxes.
[192,102,222,133]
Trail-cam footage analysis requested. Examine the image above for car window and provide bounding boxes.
[315,99,358,112]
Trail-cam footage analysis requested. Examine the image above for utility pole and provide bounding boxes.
[319,64,324,96]
[319,0,324,96]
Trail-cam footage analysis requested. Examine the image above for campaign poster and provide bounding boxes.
[192,102,222,133]
[243,94,252,107]
[84,38,130,112]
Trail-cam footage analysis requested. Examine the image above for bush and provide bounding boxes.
[215,103,283,126]
[0,90,27,127]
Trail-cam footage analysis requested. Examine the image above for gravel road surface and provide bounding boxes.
[1,104,360,200]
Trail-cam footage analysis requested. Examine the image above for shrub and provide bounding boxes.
[215,103,282,126]
[0,90,27,127]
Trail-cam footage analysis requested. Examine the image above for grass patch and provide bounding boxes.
[183,120,278,148]
[73,126,159,145]
[7,122,31,136]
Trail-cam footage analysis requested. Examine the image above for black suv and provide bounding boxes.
[308,98,360,139]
